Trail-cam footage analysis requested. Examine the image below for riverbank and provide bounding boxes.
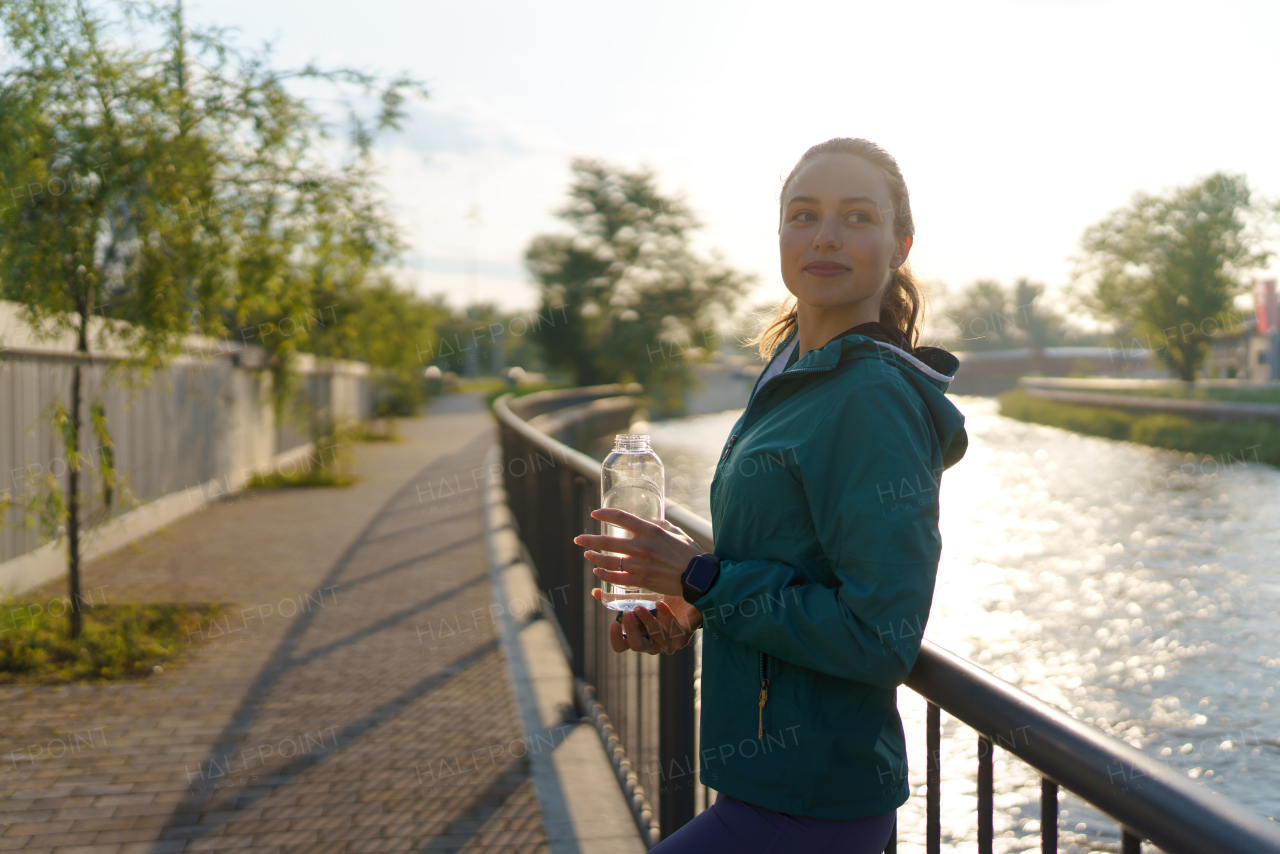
[998,387,1280,466]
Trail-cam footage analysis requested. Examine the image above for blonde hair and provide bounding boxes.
[750,137,926,360]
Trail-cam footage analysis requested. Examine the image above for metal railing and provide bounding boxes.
[493,386,1280,853]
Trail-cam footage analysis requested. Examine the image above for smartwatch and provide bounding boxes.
[681,553,722,604]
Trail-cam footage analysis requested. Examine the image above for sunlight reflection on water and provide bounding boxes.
[649,395,1280,853]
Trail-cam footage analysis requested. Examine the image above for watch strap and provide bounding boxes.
[681,553,721,603]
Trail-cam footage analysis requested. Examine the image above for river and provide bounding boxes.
[642,395,1280,853]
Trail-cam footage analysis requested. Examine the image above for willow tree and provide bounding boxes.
[525,159,754,416]
[1075,173,1272,381]
[0,0,422,635]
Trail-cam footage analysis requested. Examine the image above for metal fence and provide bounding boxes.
[494,384,1280,854]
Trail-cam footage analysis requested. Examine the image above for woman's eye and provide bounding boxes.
[790,211,815,222]
[846,211,873,223]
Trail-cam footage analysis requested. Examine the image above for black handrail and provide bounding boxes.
[907,643,1280,854]
[493,387,1280,853]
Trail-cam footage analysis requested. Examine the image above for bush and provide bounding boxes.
[998,389,1280,466]
[347,419,399,442]
[998,388,1134,440]
[371,369,425,417]
[1127,413,1198,450]
[245,469,355,488]
[483,381,569,414]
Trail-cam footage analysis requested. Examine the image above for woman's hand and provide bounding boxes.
[575,509,706,656]
[574,509,704,598]
[591,589,704,655]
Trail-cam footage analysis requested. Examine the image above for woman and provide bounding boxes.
[572,137,968,853]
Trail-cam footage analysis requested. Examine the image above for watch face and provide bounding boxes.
[688,556,716,590]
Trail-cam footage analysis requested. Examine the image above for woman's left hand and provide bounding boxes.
[574,509,704,598]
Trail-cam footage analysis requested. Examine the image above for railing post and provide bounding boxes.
[978,734,993,854]
[1041,777,1057,853]
[658,644,696,839]
[574,475,594,701]
[559,455,584,677]
[927,701,940,854]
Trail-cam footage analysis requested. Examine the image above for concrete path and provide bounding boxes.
[0,392,636,854]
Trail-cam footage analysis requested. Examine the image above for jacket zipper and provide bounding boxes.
[723,333,825,738]
[757,651,771,738]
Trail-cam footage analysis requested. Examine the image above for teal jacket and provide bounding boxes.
[693,326,968,819]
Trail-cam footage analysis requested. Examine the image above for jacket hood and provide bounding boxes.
[773,329,969,470]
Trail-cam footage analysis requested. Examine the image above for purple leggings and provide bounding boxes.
[649,793,895,854]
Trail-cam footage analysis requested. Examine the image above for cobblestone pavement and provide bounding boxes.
[0,393,553,853]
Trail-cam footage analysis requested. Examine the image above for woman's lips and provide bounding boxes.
[804,262,849,277]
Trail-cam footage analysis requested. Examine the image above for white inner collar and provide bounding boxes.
[758,336,799,386]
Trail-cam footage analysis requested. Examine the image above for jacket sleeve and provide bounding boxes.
[693,374,944,688]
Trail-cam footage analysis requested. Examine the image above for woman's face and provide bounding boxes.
[779,152,912,314]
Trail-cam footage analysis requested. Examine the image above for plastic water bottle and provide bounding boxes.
[599,433,665,611]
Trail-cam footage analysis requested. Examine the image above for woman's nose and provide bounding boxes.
[813,215,841,249]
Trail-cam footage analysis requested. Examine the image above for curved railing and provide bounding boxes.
[493,386,1280,854]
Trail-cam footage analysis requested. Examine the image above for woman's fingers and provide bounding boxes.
[633,607,666,651]
[594,590,677,656]
[607,618,630,653]
[653,604,689,651]
[584,551,638,573]
[620,610,657,654]
[590,507,662,539]
[591,563,647,589]
[575,534,649,556]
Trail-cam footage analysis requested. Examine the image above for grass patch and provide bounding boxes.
[998,388,1280,466]
[346,418,399,442]
[245,468,355,489]
[454,377,509,394]
[0,602,225,684]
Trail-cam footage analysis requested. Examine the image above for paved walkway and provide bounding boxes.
[0,393,559,853]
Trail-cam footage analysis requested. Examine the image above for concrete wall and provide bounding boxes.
[0,302,372,594]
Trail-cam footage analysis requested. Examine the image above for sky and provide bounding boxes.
[186,0,1280,320]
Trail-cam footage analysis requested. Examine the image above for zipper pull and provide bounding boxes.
[757,677,770,738]
[721,434,738,462]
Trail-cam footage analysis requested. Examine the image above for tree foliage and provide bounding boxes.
[0,0,426,383]
[525,158,754,416]
[1074,173,1272,381]
[942,277,1064,351]
[308,277,449,415]
[0,0,426,634]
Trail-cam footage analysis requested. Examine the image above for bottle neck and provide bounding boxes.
[613,434,651,452]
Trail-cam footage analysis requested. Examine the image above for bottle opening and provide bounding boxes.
[613,433,651,451]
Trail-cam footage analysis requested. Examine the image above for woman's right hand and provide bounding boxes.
[592,589,703,655]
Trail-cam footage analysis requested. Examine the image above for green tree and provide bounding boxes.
[0,0,207,637]
[0,0,422,635]
[943,277,1065,351]
[944,280,1020,350]
[309,277,449,415]
[524,158,754,416]
[1011,277,1064,350]
[1074,173,1271,381]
